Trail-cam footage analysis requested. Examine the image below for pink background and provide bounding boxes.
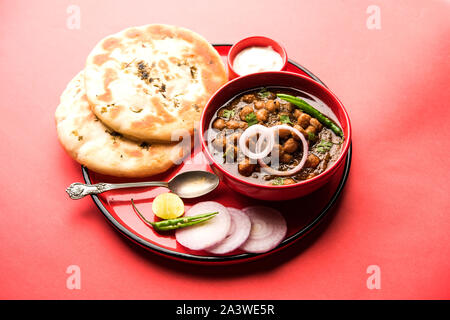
[1,0,449,299]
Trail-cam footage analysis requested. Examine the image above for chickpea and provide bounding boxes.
[277,127,291,139]
[305,125,316,135]
[239,121,248,129]
[281,102,294,112]
[310,118,323,131]
[256,108,268,122]
[265,100,279,113]
[245,135,258,151]
[240,105,254,121]
[232,146,238,158]
[212,136,226,151]
[270,143,283,159]
[254,101,265,109]
[305,154,320,168]
[212,118,226,130]
[283,138,299,153]
[283,178,296,185]
[242,94,256,103]
[238,158,256,176]
[305,126,317,141]
[274,99,280,108]
[293,124,308,141]
[225,120,241,129]
[280,152,293,163]
[298,113,311,129]
[293,109,303,119]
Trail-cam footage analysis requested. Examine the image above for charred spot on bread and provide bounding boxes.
[190,66,197,79]
[139,142,151,150]
[136,60,152,82]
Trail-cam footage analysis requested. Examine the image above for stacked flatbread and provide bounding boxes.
[55,24,227,177]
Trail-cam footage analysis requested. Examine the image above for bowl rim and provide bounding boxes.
[227,36,288,77]
[199,70,352,190]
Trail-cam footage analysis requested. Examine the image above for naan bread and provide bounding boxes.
[55,71,189,178]
[84,24,227,142]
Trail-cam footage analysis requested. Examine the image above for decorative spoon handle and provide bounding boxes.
[65,181,169,200]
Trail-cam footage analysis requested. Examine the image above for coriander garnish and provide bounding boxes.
[307,132,316,141]
[245,112,258,126]
[280,114,292,124]
[222,109,235,120]
[257,88,270,98]
[271,177,285,185]
[315,140,333,153]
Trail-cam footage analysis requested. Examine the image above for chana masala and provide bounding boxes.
[208,87,344,186]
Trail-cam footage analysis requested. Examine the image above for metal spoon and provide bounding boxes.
[66,170,220,200]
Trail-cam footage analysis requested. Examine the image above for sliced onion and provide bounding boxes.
[238,124,273,160]
[206,208,251,255]
[257,124,309,176]
[239,206,287,253]
[175,201,231,251]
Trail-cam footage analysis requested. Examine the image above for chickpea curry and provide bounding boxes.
[208,87,344,186]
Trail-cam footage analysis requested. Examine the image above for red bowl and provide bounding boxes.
[199,71,352,201]
[227,36,288,80]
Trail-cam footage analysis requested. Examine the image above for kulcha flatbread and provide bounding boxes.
[84,24,227,142]
[55,71,189,178]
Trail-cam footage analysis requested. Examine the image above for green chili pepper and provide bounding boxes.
[276,94,344,137]
[131,199,218,232]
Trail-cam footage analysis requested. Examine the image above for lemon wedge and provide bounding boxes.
[152,192,184,219]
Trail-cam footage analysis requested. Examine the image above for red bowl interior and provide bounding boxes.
[200,71,352,200]
[227,36,288,79]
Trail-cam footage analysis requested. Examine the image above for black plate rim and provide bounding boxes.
[81,44,352,263]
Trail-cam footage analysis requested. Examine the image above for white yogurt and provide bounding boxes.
[233,46,283,76]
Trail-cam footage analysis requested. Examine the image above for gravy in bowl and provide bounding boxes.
[207,87,344,186]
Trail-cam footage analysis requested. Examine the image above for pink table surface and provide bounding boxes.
[1,0,449,299]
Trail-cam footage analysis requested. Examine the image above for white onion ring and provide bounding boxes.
[238,124,274,160]
[175,202,231,251]
[206,208,251,255]
[239,206,287,253]
[257,124,309,176]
